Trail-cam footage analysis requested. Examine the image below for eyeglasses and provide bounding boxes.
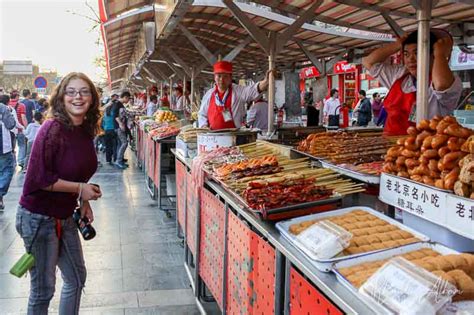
[65,89,92,97]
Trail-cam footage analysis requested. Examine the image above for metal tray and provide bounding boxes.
[332,242,460,315]
[214,177,343,220]
[291,149,325,161]
[320,161,380,184]
[275,206,430,272]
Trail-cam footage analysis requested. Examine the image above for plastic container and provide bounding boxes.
[402,211,474,252]
[359,257,457,315]
[295,220,352,259]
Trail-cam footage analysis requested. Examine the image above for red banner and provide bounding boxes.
[333,61,357,74]
[299,66,320,79]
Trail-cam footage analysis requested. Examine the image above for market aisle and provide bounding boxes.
[0,152,199,315]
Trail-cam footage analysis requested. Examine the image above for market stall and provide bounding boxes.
[100,0,474,314]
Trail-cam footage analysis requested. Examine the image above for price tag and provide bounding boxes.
[296,223,344,259]
[361,263,431,313]
[446,194,474,240]
[380,173,448,225]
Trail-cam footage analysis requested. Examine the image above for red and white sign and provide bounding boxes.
[299,66,320,79]
[333,61,357,74]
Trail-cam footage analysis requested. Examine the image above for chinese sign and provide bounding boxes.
[299,66,320,79]
[333,61,357,74]
[446,194,474,239]
[380,173,447,225]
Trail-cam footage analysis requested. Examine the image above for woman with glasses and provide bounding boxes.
[16,72,103,315]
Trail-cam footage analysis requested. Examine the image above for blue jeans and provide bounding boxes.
[17,132,27,166]
[116,129,128,164]
[0,152,15,197]
[16,207,87,315]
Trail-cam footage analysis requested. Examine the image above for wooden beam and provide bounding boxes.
[222,0,270,53]
[275,0,323,53]
[223,36,253,61]
[382,13,406,37]
[177,23,217,65]
[295,39,324,75]
[163,47,193,77]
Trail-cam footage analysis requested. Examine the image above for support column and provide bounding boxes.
[283,70,302,119]
[267,33,276,137]
[191,67,195,108]
[415,0,433,122]
[183,74,187,111]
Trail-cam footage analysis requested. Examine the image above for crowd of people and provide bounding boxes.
[0,85,138,210]
[0,89,49,209]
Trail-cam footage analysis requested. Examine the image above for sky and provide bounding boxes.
[0,0,105,82]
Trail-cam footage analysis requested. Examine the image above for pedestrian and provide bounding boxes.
[102,102,117,165]
[146,95,158,117]
[8,90,28,168]
[371,92,383,123]
[247,96,269,132]
[31,92,39,112]
[113,91,130,169]
[23,111,44,172]
[0,95,17,210]
[36,98,48,113]
[356,90,372,127]
[323,89,341,128]
[16,72,102,315]
[21,89,36,124]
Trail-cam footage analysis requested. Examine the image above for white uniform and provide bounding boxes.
[198,83,260,128]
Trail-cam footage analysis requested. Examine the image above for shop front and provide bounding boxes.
[328,61,361,108]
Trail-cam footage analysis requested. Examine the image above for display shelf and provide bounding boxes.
[206,180,376,314]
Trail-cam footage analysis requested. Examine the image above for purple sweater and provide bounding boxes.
[20,119,97,219]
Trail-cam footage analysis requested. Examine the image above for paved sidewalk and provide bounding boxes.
[0,153,198,315]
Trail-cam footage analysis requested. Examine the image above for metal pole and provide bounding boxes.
[267,32,276,137]
[191,68,195,110]
[160,82,164,99]
[415,0,432,122]
[183,74,187,110]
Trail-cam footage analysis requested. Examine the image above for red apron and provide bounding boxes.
[383,73,416,136]
[208,87,236,130]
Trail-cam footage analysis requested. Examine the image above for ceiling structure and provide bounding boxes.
[99,0,474,91]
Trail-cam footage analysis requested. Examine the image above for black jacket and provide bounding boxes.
[357,98,372,126]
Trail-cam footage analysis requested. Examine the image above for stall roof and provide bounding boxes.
[101,0,474,90]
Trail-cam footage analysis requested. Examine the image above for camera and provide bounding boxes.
[72,208,96,240]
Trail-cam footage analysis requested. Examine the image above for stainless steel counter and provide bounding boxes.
[171,149,374,314]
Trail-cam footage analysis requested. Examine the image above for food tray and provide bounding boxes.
[333,242,458,294]
[218,178,343,220]
[275,206,430,272]
[290,149,325,161]
[207,174,342,221]
[320,161,380,185]
[152,134,178,141]
[332,242,461,315]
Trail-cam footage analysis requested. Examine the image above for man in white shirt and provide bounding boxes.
[362,30,461,135]
[146,95,158,117]
[247,96,269,132]
[323,89,341,127]
[198,61,273,130]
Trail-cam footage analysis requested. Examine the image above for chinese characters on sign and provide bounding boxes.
[380,174,446,225]
[446,195,474,239]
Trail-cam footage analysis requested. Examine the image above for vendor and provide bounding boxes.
[362,30,462,136]
[198,61,272,130]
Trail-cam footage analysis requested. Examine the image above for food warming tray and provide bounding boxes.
[275,206,430,272]
[320,161,380,184]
